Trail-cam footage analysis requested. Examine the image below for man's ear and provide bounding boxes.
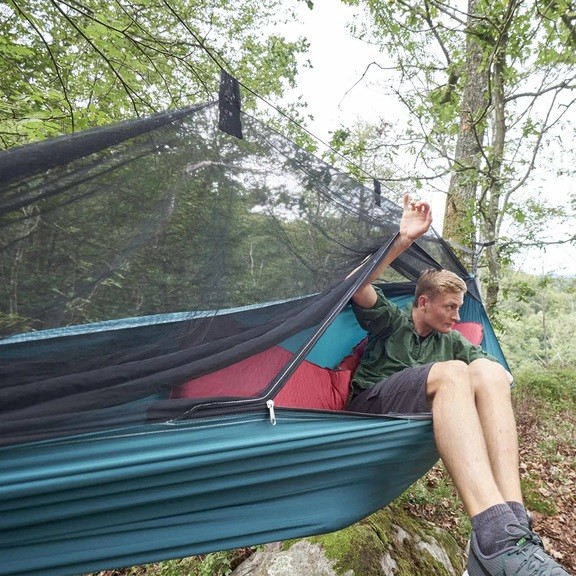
[417,294,428,310]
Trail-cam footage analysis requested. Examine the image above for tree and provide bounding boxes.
[498,270,576,370]
[341,0,576,312]
[0,0,309,148]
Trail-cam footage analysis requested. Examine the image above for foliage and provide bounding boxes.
[324,120,405,192]
[0,0,309,148]
[89,549,254,576]
[496,270,576,371]
[513,368,576,412]
[339,0,576,312]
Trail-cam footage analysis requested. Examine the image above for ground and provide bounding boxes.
[517,405,575,572]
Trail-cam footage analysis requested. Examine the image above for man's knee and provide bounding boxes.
[426,360,470,399]
[469,358,512,397]
[427,358,512,403]
[429,359,469,379]
[469,358,508,383]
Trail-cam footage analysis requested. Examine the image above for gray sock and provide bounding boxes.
[471,503,519,556]
[507,500,530,529]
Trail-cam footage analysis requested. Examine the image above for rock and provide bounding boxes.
[230,541,352,576]
[231,504,466,576]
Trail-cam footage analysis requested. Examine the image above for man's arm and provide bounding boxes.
[352,193,433,309]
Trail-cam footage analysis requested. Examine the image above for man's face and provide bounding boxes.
[419,290,464,334]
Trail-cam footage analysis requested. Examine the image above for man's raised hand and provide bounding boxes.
[400,193,433,243]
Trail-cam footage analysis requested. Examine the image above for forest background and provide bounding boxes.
[1,0,575,573]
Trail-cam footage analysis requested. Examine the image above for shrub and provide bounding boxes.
[513,368,576,411]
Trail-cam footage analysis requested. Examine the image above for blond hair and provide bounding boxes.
[414,269,467,304]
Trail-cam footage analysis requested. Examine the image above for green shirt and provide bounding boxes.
[351,286,497,391]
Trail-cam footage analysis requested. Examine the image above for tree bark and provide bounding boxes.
[482,18,508,314]
[443,0,490,270]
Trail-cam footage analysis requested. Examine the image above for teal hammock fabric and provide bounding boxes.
[0,288,506,576]
[1,410,437,576]
[0,96,510,576]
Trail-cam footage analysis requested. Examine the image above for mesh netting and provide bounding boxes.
[0,101,469,336]
[0,98,471,445]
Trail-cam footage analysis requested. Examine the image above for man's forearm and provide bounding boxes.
[351,193,432,309]
[352,233,413,308]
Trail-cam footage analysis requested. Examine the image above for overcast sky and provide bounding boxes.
[281,0,576,276]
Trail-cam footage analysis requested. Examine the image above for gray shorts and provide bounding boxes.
[346,363,433,416]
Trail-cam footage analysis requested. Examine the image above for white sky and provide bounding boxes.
[284,1,391,141]
[278,0,576,276]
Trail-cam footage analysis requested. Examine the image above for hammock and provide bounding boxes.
[0,77,508,576]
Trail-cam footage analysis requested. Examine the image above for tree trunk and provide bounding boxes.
[443,0,490,270]
[480,0,517,314]
[482,36,506,315]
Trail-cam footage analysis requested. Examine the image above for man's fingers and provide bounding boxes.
[404,195,431,217]
[412,201,430,213]
[403,193,411,211]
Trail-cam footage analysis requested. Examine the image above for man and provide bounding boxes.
[347,194,569,576]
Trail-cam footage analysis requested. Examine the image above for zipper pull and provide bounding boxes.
[266,399,276,425]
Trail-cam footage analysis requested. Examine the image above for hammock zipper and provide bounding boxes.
[266,400,276,425]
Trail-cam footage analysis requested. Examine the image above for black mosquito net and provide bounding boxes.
[0,86,472,445]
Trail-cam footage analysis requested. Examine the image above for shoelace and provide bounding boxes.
[509,522,545,550]
[529,532,545,550]
[506,524,538,544]
[506,526,555,575]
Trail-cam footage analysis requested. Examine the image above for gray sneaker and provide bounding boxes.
[463,524,569,576]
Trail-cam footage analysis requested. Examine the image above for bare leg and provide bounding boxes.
[426,360,507,516]
[468,359,523,504]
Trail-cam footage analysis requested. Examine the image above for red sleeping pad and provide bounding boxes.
[171,322,483,411]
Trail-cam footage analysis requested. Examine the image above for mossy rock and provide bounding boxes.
[232,503,466,576]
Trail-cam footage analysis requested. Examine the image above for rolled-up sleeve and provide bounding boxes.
[351,287,404,337]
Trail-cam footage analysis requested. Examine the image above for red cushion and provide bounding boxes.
[337,338,367,373]
[453,322,483,346]
[275,362,350,410]
[171,346,291,399]
[171,345,351,411]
